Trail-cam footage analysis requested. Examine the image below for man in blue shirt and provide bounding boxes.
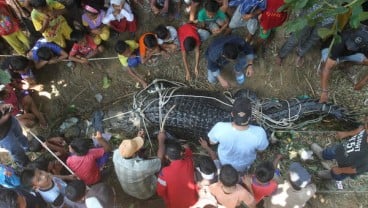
[205,35,254,88]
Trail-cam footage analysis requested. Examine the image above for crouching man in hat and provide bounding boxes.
[208,97,269,175]
[113,129,165,199]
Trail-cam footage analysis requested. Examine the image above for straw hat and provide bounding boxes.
[119,137,144,158]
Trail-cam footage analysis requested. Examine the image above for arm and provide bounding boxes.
[331,166,357,175]
[38,17,50,33]
[68,55,89,64]
[194,46,200,78]
[157,131,166,162]
[320,57,337,103]
[34,60,49,69]
[161,0,169,14]
[126,67,148,88]
[336,126,365,139]
[199,137,217,160]
[354,73,368,90]
[242,8,262,20]
[181,50,191,81]
[95,131,111,152]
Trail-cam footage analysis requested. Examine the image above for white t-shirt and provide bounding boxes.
[102,3,134,24]
[208,122,269,172]
[157,26,179,46]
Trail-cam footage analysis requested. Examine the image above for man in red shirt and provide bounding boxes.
[178,23,209,81]
[157,141,198,208]
[66,131,111,185]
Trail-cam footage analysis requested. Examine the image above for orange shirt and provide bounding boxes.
[139,32,155,59]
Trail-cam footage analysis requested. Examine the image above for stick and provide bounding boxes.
[70,87,88,103]
[27,130,75,175]
[304,75,315,97]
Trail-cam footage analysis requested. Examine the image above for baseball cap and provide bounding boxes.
[110,0,125,5]
[232,97,252,126]
[289,162,311,188]
[119,136,144,158]
[345,28,368,51]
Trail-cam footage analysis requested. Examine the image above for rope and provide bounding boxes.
[160,105,176,131]
[102,111,133,121]
[317,190,368,193]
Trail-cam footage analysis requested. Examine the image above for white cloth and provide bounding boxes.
[102,3,134,24]
[157,26,179,46]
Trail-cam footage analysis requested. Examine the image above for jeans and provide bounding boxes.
[322,145,349,181]
[0,117,29,167]
[278,26,320,59]
[229,6,258,35]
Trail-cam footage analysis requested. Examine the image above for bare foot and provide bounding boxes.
[295,56,304,68]
[276,56,283,66]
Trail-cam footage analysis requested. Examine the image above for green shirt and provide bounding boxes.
[197,8,227,23]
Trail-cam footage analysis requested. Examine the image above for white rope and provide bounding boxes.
[102,111,133,121]
[160,105,176,131]
[27,130,75,175]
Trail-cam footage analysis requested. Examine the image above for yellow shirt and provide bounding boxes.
[31,0,65,32]
[118,40,139,67]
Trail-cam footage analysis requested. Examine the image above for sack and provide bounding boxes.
[246,18,258,35]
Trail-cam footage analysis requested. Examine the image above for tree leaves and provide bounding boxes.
[317,27,334,39]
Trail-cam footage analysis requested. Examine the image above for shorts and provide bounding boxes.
[321,48,367,63]
[259,27,271,39]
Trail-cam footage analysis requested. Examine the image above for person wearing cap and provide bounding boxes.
[205,35,255,88]
[156,140,198,208]
[0,103,30,167]
[319,27,368,103]
[208,97,268,174]
[311,116,368,181]
[102,0,137,35]
[112,130,164,199]
[263,162,316,208]
[82,2,110,45]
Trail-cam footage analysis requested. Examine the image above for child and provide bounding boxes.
[29,0,72,48]
[243,161,278,204]
[0,164,21,188]
[209,164,256,208]
[154,24,179,53]
[21,168,78,207]
[115,39,148,88]
[0,2,30,54]
[139,33,169,64]
[178,23,209,81]
[263,162,316,208]
[82,2,110,45]
[197,0,229,36]
[69,30,104,66]
[102,0,137,35]
[65,179,115,207]
[66,131,111,185]
[27,38,69,69]
[0,83,48,128]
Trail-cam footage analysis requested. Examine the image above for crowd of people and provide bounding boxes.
[1,0,368,207]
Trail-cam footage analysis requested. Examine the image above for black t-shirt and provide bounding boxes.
[16,188,47,208]
[335,130,368,175]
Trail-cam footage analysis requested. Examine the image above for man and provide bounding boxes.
[263,162,316,208]
[0,102,29,167]
[206,35,255,89]
[157,139,198,208]
[311,116,368,181]
[208,97,268,174]
[0,187,46,208]
[113,130,163,199]
[319,27,368,103]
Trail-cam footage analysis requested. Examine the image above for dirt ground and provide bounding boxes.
[2,1,368,207]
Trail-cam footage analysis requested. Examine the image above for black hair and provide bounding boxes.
[9,56,29,71]
[154,25,169,40]
[0,57,12,70]
[114,40,129,54]
[70,139,90,156]
[20,168,37,188]
[27,156,49,171]
[28,136,45,152]
[198,156,217,175]
[255,161,275,183]
[183,37,196,52]
[65,180,86,202]
[36,47,54,61]
[165,141,183,160]
[223,42,239,59]
[0,188,19,208]
[70,30,86,43]
[29,0,47,9]
[219,164,238,187]
[143,34,158,48]
[205,0,220,13]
